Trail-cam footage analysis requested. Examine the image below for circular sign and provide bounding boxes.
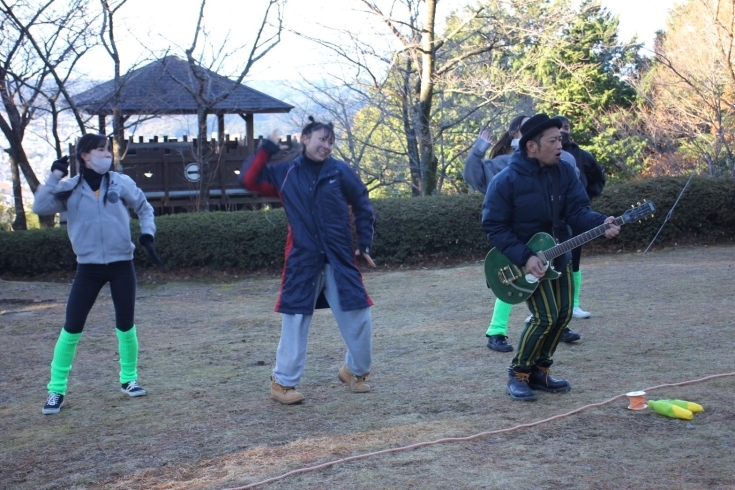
[185,163,200,182]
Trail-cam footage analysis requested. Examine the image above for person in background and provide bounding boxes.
[32,134,161,415]
[463,115,528,197]
[556,115,607,319]
[464,116,582,353]
[482,114,619,401]
[242,117,376,405]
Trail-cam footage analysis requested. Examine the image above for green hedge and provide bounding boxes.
[1,176,733,276]
[593,176,735,246]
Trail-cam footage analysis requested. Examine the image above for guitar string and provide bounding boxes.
[543,203,653,261]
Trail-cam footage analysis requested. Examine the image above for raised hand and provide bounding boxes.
[267,129,290,150]
[51,155,70,177]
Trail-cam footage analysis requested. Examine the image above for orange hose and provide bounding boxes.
[224,371,735,490]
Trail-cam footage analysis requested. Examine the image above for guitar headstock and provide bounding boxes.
[622,200,655,224]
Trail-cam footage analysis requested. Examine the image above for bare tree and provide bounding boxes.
[352,0,489,196]
[289,0,489,195]
[0,0,95,228]
[284,76,414,194]
[288,0,584,196]
[159,0,284,211]
[648,0,735,176]
[5,149,25,229]
[98,0,127,168]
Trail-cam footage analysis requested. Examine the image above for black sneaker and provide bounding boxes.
[121,381,147,397]
[529,366,572,393]
[561,328,581,343]
[486,335,514,352]
[42,393,65,414]
[506,368,536,401]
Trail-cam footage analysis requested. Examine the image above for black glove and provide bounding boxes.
[139,234,163,266]
[51,155,70,177]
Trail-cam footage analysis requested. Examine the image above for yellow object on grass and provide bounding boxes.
[648,400,693,420]
[659,399,704,413]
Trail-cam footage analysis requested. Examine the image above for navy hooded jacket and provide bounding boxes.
[242,140,375,315]
[482,150,607,271]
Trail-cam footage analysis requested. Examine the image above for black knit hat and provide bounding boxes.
[518,113,563,150]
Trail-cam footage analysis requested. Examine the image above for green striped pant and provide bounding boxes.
[512,263,573,371]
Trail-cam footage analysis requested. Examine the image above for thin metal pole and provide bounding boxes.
[643,171,697,254]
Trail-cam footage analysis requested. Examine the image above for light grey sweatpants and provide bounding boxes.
[272,264,372,387]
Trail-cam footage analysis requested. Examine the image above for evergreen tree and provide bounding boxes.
[528,0,645,177]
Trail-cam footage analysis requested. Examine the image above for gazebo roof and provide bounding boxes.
[72,56,293,116]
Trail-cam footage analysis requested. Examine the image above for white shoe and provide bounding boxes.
[572,306,591,319]
[525,315,533,323]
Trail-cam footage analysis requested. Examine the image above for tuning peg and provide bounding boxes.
[631,204,635,208]
[637,201,641,206]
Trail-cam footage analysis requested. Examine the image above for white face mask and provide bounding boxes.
[88,156,112,174]
[510,138,520,150]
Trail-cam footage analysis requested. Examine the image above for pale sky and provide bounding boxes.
[75,0,679,83]
[603,0,678,50]
[0,0,681,200]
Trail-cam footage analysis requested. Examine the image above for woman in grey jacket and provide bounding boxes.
[33,134,160,414]
[463,115,527,195]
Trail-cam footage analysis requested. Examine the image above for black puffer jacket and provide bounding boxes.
[482,151,607,270]
[563,141,606,198]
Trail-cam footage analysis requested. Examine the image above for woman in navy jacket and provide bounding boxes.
[242,118,376,404]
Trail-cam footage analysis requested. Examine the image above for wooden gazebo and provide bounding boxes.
[71,56,293,212]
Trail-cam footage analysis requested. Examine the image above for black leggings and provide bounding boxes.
[63,260,136,334]
[571,245,582,272]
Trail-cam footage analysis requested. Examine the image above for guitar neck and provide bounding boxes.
[543,216,625,261]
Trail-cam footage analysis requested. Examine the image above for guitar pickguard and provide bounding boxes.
[524,261,551,284]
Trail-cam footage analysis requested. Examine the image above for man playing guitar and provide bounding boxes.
[482,114,620,401]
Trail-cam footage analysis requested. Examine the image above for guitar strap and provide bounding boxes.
[550,165,562,242]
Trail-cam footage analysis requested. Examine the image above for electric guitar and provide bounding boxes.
[483,201,656,304]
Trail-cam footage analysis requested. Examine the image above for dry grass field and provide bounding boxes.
[1,245,734,490]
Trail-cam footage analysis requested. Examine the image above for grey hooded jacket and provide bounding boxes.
[464,136,579,195]
[33,171,155,264]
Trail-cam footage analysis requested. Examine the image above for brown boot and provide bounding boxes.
[270,376,304,404]
[338,365,370,393]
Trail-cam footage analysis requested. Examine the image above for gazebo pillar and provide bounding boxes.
[98,115,106,134]
[216,113,228,207]
[238,112,256,154]
[245,113,254,154]
[217,113,225,148]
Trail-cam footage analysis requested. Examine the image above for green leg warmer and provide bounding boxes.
[485,298,514,337]
[47,329,82,396]
[572,270,582,307]
[117,326,139,384]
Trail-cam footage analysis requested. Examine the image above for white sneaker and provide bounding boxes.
[572,306,591,319]
[525,315,533,323]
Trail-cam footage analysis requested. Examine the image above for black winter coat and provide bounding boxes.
[563,142,606,198]
[482,150,607,271]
